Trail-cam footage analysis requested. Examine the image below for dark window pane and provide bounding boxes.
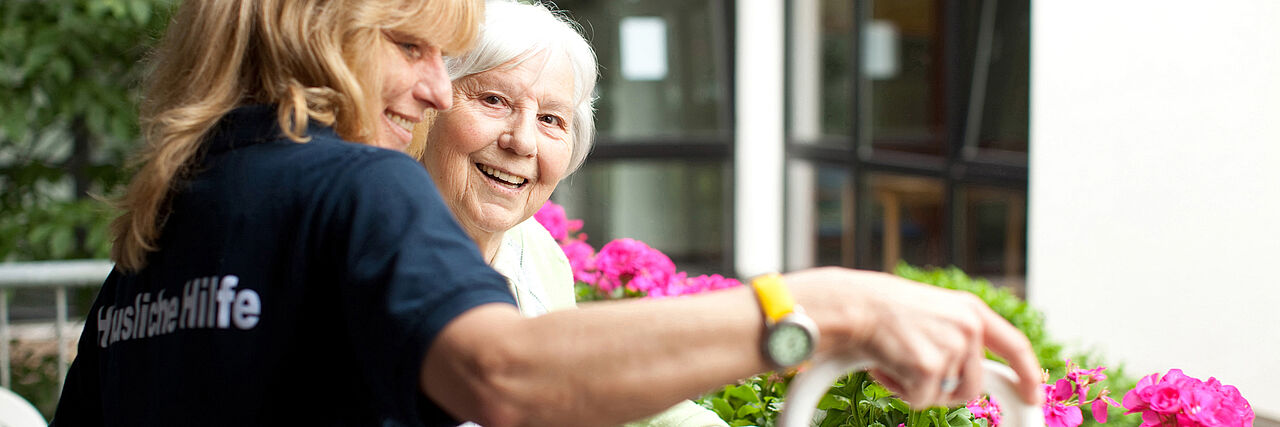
[786,160,854,269]
[866,0,945,157]
[971,0,1030,157]
[956,185,1026,294]
[553,159,729,275]
[558,0,731,141]
[865,173,946,271]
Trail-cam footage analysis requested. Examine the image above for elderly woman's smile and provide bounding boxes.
[476,163,529,189]
[421,50,575,258]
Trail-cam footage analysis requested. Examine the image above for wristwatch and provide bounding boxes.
[751,273,820,368]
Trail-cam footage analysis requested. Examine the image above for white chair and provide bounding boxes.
[0,387,46,427]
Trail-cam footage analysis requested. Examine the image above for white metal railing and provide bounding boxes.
[0,260,112,390]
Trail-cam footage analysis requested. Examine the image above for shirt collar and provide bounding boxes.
[204,105,340,155]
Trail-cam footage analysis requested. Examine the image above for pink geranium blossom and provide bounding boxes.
[543,202,739,302]
[647,274,742,298]
[1122,369,1254,427]
[560,240,598,284]
[967,396,1002,427]
[1040,361,1121,427]
[533,201,582,242]
[1044,402,1083,427]
[593,238,677,293]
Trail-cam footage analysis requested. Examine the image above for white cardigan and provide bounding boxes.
[481,217,728,427]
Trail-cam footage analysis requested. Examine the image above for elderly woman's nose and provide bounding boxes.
[498,115,538,157]
[415,53,453,111]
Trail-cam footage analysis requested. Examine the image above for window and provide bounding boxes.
[550,0,735,274]
[787,0,1030,294]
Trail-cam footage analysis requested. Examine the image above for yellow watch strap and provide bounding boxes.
[751,273,794,323]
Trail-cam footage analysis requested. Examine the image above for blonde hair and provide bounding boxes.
[408,0,598,174]
[111,0,483,271]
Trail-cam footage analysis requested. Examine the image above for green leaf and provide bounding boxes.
[129,0,152,25]
[818,410,848,427]
[20,44,55,78]
[734,402,761,418]
[863,382,892,400]
[710,398,734,421]
[48,226,74,258]
[727,384,759,404]
[816,393,851,411]
[887,397,911,414]
[946,407,974,427]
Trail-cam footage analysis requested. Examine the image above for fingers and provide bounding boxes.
[979,306,1044,405]
[950,336,986,404]
[790,267,1043,407]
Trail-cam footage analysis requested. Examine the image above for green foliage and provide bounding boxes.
[574,281,646,302]
[0,0,173,261]
[700,373,789,427]
[1,0,173,419]
[696,265,1142,427]
[0,198,117,260]
[8,343,62,419]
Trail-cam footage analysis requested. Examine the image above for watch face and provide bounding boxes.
[767,321,815,367]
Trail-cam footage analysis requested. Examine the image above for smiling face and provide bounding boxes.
[372,30,453,151]
[422,51,575,249]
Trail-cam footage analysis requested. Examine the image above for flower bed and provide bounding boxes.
[535,201,1255,427]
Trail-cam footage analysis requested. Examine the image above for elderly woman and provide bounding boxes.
[410,2,727,425]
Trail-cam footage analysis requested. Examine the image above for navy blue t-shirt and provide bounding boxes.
[52,106,516,426]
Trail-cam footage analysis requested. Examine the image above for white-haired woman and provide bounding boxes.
[399,1,1041,425]
[410,2,727,425]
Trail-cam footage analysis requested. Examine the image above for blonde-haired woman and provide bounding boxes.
[54,1,519,425]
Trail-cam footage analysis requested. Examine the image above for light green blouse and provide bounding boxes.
[490,218,728,427]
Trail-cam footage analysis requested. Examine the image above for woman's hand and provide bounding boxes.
[785,267,1044,408]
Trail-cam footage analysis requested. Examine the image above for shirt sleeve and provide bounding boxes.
[324,151,516,423]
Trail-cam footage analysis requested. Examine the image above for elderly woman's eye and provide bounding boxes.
[481,95,503,105]
[539,114,564,128]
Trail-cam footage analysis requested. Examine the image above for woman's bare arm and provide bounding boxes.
[421,267,1042,427]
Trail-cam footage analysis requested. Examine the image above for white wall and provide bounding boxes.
[734,0,785,278]
[1029,0,1280,419]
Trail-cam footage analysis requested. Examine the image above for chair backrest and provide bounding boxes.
[0,387,46,427]
[779,358,1046,427]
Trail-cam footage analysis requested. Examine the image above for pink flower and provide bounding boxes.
[534,201,582,242]
[1122,369,1254,427]
[967,396,1002,427]
[1045,378,1075,404]
[1091,398,1110,423]
[593,238,677,294]
[1144,382,1183,414]
[1092,393,1120,423]
[1180,385,1222,426]
[1044,402,1083,427]
[1123,373,1160,414]
[560,240,598,284]
[680,274,741,295]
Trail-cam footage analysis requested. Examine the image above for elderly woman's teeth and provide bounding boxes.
[478,164,527,188]
[386,113,413,132]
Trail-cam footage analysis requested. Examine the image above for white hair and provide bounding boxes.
[445,0,598,174]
